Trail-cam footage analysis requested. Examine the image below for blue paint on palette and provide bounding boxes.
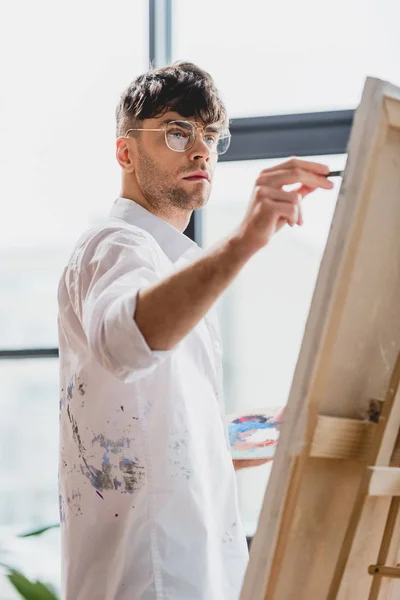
[229,414,281,460]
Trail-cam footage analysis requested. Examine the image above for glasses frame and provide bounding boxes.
[124,119,231,155]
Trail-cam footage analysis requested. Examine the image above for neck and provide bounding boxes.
[119,181,192,233]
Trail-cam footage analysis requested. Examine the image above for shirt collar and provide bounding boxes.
[109,197,201,263]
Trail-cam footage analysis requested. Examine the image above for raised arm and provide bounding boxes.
[135,158,333,350]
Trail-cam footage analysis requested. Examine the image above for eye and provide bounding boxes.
[204,133,218,145]
[168,131,184,140]
[166,127,191,140]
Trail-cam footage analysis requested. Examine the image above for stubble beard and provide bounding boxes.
[137,150,210,212]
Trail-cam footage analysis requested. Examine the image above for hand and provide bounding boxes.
[233,458,272,471]
[233,158,334,258]
[270,405,285,424]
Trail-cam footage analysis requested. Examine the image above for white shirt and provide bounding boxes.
[57,197,249,600]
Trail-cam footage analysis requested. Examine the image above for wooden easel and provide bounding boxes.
[327,351,400,599]
[240,76,400,600]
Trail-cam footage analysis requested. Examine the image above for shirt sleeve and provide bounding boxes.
[69,227,174,383]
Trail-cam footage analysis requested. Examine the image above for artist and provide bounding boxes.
[57,61,334,600]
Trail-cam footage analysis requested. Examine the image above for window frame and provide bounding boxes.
[0,0,353,360]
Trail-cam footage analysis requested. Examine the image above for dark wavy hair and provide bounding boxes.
[115,61,228,137]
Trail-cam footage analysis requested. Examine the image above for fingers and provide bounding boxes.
[256,157,333,194]
[261,187,303,227]
[278,202,300,227]
[250,158,333,237]
[233,458,272,470]
[257,168,333,191]
[252,158,334,234]
[270,406,285,423]
[256,195,299,228]
[297,184,317,198]
[297,204,304,226]
[265,187,301,204]
[249,458,273,467]
[261,157,330,176]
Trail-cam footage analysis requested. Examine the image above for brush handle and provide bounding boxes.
[326,170,343,177]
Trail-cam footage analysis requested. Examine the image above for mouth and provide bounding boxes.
[183,171,210,183]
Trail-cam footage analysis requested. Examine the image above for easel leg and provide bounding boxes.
[327,353,400,600]
[368,497,400,600]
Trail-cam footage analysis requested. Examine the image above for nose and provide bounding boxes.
[188,129,211,162]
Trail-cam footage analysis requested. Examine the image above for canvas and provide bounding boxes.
[240,77,400,600]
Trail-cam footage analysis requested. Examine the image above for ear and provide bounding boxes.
[116,137,136,173]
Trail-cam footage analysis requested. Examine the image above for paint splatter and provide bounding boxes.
[66,489,83,516]
[81,462,122,492]
[77,434,145,494]
[120,405,124,412]
[222,522,237,544]
[119,457,145,492]
[59,494,65,523]
[142,399,154,419]
[168,427,192,479]
[67,376,76,401]
[91,433,132,456]
[96,491,104,499]
[66,374,86,400]
[66,401,145,496]
[115,514,119,517]
[67,405,87,453]
[67,405,103,487]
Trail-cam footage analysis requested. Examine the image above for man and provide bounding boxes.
[57,61,333,600]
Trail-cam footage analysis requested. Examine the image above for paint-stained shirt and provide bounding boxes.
[57,197,249,600]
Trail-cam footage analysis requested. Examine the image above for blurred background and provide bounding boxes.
[0,0,399,596]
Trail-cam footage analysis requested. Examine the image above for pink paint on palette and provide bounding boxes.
[228,410,282,460]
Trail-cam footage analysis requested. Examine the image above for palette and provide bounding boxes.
[228,411,282,460]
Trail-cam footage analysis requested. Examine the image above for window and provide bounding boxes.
[173,0,400,116]
[0,359,61,589]
[1,0,378,588]
[204,154,346,533]
[0,0,148,349]
[0,1,148,593]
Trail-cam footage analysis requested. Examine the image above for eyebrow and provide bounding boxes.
[159,118,224,131]
[204,124,222,132]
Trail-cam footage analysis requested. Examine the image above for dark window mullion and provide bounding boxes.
[222,110,354,162]
[0,348,59,359]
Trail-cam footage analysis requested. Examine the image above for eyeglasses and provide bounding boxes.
[124,120,231,155]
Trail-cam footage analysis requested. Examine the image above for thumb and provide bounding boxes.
[297,185,317,198]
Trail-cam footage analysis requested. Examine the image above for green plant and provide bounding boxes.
[18,525,59,539]
[0,565,59,600]
[1,524,60,600]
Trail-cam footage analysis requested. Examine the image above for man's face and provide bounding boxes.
[133,111,221,212]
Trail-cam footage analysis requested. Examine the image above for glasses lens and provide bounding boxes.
[166,121,194,152]
[216,132,231,155]
[203,127,231,155]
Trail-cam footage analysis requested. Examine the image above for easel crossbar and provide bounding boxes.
[368,565,400,579]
